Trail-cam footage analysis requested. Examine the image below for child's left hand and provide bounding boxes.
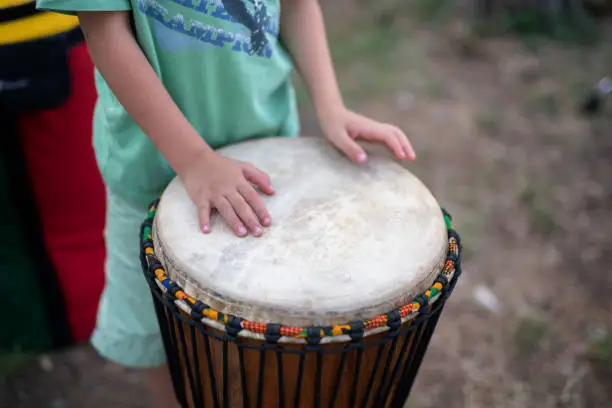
[319,106,416,165]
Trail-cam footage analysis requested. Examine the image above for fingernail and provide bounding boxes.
[202,225,210,233]
[238,226,247,236]
[263,217,271,226]
[357,153,367,163]
[253,226,263,236]
[399,151,406,159]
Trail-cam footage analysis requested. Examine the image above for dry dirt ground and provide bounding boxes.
[2,2,612,408]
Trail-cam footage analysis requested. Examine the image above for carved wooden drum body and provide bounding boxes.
[140,137,462,408]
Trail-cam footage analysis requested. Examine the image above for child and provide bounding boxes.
[35,0,416,406]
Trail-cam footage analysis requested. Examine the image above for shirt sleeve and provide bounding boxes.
[36,0,132,15]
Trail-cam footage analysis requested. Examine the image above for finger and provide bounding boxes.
[330,131,368,164]
[356,124,405,160]
[198,202,212,234]
[243,164,275,195]
[214,197,248,237]
[227,192,263,237]
[376,125,406,160]
[391,126,416,160]
[238,184,271,227]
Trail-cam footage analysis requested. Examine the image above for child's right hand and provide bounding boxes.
[179,151,275,237]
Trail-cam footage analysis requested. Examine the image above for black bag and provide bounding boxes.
[0,30,82,114]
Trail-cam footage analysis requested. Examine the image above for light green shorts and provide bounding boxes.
[91,189,166,368]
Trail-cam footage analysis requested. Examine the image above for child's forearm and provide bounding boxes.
[280,0,344,117]
[78,12,214,175]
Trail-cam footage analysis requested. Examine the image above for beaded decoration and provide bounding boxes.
[141,200,461,340]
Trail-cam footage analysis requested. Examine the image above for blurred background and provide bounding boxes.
[2,0,612,407]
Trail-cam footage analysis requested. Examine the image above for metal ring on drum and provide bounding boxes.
[139,136,463,408]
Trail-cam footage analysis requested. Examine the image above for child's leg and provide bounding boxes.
[91,189,180,408]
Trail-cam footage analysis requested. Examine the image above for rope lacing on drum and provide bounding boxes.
[140,202,462,341]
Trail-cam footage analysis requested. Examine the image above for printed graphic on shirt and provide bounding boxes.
[138,0,277,58]
[222,0,270,55]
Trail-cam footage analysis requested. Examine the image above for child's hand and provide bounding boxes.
[319,106,416,164]
[179,151,275,237]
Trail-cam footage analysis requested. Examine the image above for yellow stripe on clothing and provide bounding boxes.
[0,11,79,45]
[0,0,34,9]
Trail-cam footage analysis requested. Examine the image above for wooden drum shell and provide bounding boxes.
[151,289,450,408]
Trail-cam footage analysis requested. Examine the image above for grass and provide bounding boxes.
[529,93,561,119]
[519,178,558,237]
[294,16,405,110]
[409,0,456,24]
[569,77,598,103]
[513,317,549,357]
[408,0,604,47]
[476,108,505,137]
[423,80,452,100]
[329,23,400,66]
[402,400,419,408]
[0,351,34,380]
[330,24,405,104]
[589,335,612,363]
[452,215,486,260]
[473,8,602,46]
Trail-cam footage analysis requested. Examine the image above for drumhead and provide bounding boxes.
[153,137,448,327]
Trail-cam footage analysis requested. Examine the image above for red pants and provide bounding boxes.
[17,42,106,344]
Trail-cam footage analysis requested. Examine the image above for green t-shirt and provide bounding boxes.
[36,0,300,206]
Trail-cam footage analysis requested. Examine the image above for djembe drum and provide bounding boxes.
[140,137,462,408]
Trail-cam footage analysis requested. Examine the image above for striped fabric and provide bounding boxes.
[0,0,79,45]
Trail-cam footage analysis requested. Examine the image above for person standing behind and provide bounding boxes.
[0,1,106,347]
